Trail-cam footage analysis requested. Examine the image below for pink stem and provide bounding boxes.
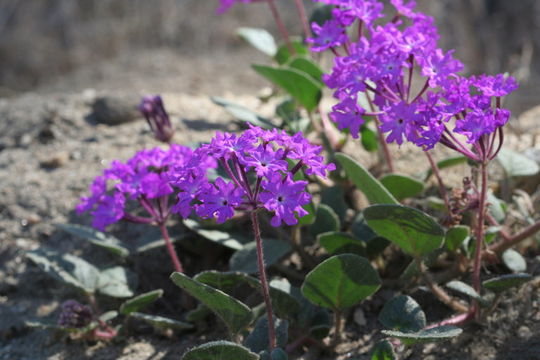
[267,0,294,55]
[159,222,183,273]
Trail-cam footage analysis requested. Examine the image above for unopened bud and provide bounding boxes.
[139,95,174,143]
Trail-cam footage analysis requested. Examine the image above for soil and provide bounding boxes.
[1,45,540,360]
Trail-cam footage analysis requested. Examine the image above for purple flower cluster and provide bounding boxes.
[58,300,93,329]
[311,0,518,161]
[77,145,213,230]
[170,126,335,227]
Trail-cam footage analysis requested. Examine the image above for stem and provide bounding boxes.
[294,0,311,39]
[415,258,469,313]
[159,222,183,273]
[488,219,540,255]
[267,0,294,54]
[425,151,451,214]
[251,210,277,351]
[332,309,343,346]
[471,161,488,315]
[366,92,395,173]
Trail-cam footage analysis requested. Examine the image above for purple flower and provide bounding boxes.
[471,74,518,97]
[241,145,288,177]
[58,300,93,328]
[419,49,463,87]
[139,95,174,143]
[391,0,417,18]
[330,96,366,138]
[308,20,348,52]
[91,193,125,231]
[380,101,421,145]
[259,173,311,227]
[196,178,245,223]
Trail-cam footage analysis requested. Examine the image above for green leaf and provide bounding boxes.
[335,153,398,205]
[298,202,316,226]
[378,295,426,333]
[252,64,322,112]
[488,192,506,223]
[229,239,291,274]
[131,312,193,331]
[274,38,309,65]
[194,271,300,318]
[382,325,462,345]
[26,248,99,293]
[371,340,396,360]
[321,186,348,223]
[286,56,324,85]
[445,225,470,252]
[364,204,445,257]
[120,289,163,315]
[184,219,249,250]
[446,280,488,306]
[170,272,253,334]
[237,27,277,56]
[502,249,527,272]
[97,266,137,298]
[318,232,365,256]
[186,303,212,322]
[301,254,381,310]
[380,174,424,201]
[309,204,340,237]
[270,348,288,360]
[497,148,540,177]
[55,223,130,257]
[482,273,533,293]
[244,316,288,353]
[360,125,378,152]
[424,156,467,181]
[183,341,259,360]
[211,97,275,130]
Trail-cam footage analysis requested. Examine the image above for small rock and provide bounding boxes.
[518,325,532,339]
[353,307,367,326]
[90,94,140,125]
[39,152,68,169]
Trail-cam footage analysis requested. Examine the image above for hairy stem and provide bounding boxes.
[425,151,451,213]
[415,258,469,313]
[366,93,395,173]
[251,210,277,350]
[267,0,294,54]
[472,161,488,311]
[332,308,343,346]
[294,0,311,38]
[159,222,183,273]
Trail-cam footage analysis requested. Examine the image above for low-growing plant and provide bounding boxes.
[25,0,540,359]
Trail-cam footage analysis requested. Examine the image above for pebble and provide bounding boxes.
[518,325,532,339]
[353,307,367,326]
[39,152,68,169]
[90,94,140,125]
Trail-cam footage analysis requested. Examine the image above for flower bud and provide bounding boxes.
[139,95,174,143]
[58,300,93,328]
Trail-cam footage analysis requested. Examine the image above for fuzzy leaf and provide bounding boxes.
[502,249,527,272]
[446,280,488,306]
[183,341,259,360]
[482,273,533,293]
[364,205,444,257]
[244,316,288,353]
[120,289,163,315]
[445,225,470,252]
[371,340,396,360]
[318,232,366,256]
[497,148,540,177]
[335,153,398,205]
[229,239,291,274]
[97,266,137,298]
[131,312,193,331]
[170,272,253,334]
[382,326,462,345]
[378,295,426,332]
[237,27,277,56]
[380,174,424,201]
[309,204,340,237]
[274,38,309,65]
[184,219,249,250]
[286,56,324,85]
[55,223,129,257]
[211,97,275,130]
[301,254,381,310]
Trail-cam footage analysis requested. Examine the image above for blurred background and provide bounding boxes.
[0,0,538,111]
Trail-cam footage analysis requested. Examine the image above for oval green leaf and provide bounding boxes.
[301,254,381,310]
[184,218,249,250]
[309,204,340,237]
[252,64,322,112]
[55,223,129,257]
[26,248,99,293]
[502,249,527,272]
[237,27,277,57]
[183,341,259,360]
[120,289,163,315]
[446,280,489,306]
[318,232,366,256]
[382,325,462,345]
[371,339,396,360]
[378,295,426,332]
[482,273,533,293]
[445,225,470,252]
[364,204,445,257]
[97,266,137,298]
[244,316,288,353]
[229,239,291,274]
[131,312,193,331]
[335,153,398,205]
[497,148,540,177]
[380,174,424,201]
[170,272,253,335]
[286,56,324,85]
[274,38,309,65]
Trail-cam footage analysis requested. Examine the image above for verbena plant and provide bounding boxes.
[26,1,540,359]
